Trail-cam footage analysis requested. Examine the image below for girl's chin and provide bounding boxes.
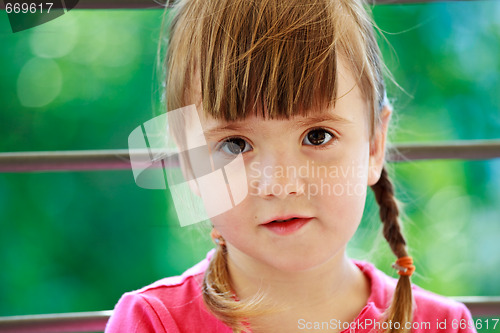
[271,257,336,273]
[226,238,346,274]
[256,252,340,274]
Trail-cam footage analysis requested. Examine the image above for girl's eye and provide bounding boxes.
[217,137,252,155]
[302,128,334,146]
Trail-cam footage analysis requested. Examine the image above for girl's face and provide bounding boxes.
[185,62,388,273]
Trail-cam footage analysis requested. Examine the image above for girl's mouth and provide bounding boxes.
[261,217,313,235]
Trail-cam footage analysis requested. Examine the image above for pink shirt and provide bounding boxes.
[105,251,476,332]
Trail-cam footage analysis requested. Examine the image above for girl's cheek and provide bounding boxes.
[211,204,248,229]
[247,179,261,198]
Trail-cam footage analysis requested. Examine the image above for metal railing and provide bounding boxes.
[0,297,499,333]
[63,0,485,7]
[0,0,485,10]
[0,311,111,333]
[0,139,499,173]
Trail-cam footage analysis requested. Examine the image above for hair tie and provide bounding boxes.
[210,228,226,247]
[392,256,415,277]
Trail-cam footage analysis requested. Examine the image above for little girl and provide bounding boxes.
[106,0,476,332]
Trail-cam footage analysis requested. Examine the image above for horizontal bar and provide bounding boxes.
[0,297,498,333]
[68,0,167,9]
[454,297,500,317]
[0,310,112,333]
[387,139,500,162]
[0,0,166,10]
[0,0,485,10]
[69,0,483,7]
[0,149,133,173]
[0,140,499,173]
[374,0,481,3]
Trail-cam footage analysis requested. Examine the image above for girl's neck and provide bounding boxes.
[226,247,371,331]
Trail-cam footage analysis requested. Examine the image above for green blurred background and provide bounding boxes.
[0,0,499,328]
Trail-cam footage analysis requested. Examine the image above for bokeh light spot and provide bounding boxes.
[17,58,62,108]
[29,15,78,59]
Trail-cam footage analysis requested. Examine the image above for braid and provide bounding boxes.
[202,243,265,332]
[372,168,407,258]
[202,244,245,332]
[371,167,413,333]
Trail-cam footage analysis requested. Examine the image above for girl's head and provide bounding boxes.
[164,0,412,332]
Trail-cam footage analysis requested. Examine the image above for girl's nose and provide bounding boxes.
[249,154,306,199]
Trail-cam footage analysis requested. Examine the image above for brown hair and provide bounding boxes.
[164,0,412,332]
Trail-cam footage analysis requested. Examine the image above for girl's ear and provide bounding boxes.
[368,105,392,186]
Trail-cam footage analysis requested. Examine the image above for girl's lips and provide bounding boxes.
[260,217,313,236]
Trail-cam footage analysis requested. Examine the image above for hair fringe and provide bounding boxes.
[371,167,413,333]
[165,0,387,130]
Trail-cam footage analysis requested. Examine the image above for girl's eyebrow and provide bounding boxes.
[203,113,351,138]
[291,113,352,130]
[203,123,255,139]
